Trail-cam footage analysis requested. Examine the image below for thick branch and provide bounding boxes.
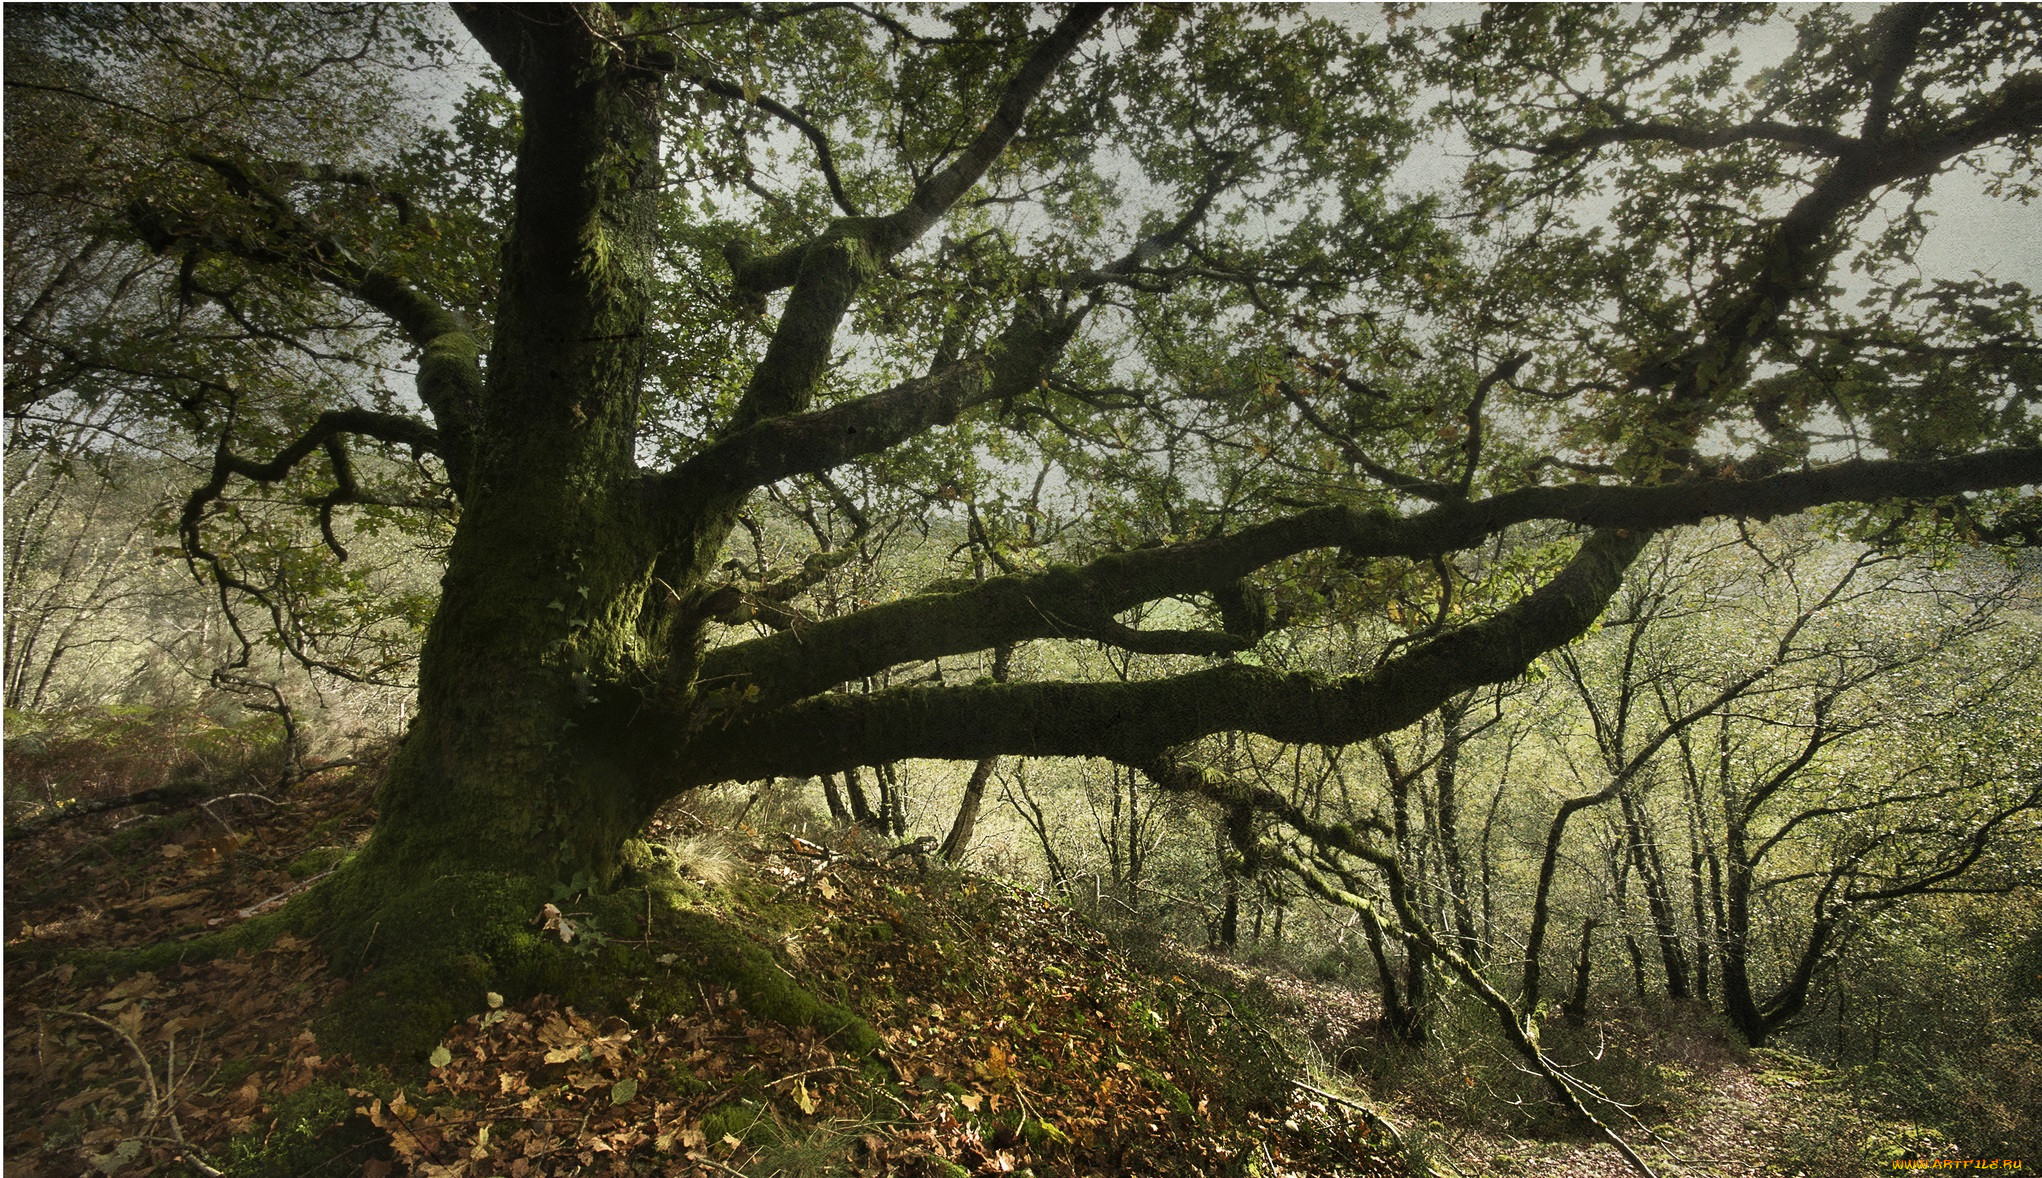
[660,299,1083,500]
[128,158,482,489]
[1533,117,1858,160]
[670,528,1646,786]
[866,4,1107,256]
[1657,68,2042,424]
[717,5,1104,440]
[212,408,442,485]
[1860,5,1935,142]
[701,446,2042,706]
[725,3,1108,296]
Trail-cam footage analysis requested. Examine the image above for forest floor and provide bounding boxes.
[3,744,1400,1178]
[1,733,1963,1178]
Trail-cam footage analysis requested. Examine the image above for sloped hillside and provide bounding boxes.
[4,733,1410,1178]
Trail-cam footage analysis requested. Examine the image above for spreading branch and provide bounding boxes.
[718,4,1106,441]
[681,71,862,217]
[127,153,482,488]
[668,527,1647,786]
[700,446,2042,707]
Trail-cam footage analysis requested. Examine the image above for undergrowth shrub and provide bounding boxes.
[1102,928,1302,1118]
[1353,992,1742,1138]
[1829,901,2042,1156]
[3,704,291,822]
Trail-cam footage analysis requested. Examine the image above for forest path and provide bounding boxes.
[1190,953,1960,1178]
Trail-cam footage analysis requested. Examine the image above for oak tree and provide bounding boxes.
[8,4,2040,1072]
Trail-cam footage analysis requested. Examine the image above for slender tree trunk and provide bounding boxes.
[1480,781,1505,956]
[1359,904,1426,1044]
[1434,699,1482,964]
[940,755,999,862]
[1563,915,1601,1024]
[1612,849,1649,999]
[1707,845,1728,1004]
[842,765,877,826]
[876,761,906,837]
[939,644,1013,860]
[1719,812,1768,1043]
[1621,792,1691,1000]
[1683,762,1714,1004]
[822,773,851,823]
[1219,800,1254,950]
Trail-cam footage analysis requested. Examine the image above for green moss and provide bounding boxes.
[65,831,877,1070]
[209,1058,258,1092]
[666,1061,713,1097]
[699,1100,767,1145]
[287,846,350,879]
[69,909,289,980]
[1022,1117,1073,1146]
[1136,1066,1196,1116]
[663,909,880,1055]
[216,1079,389,1178]
[102,809,201,857]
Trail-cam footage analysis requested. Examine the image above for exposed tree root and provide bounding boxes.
[59,851,880,1067]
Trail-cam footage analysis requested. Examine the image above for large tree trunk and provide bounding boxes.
[359,17,668,888]
[279,13,876,1061]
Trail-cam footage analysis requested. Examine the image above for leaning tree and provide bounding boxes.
[8,3,2041,1088]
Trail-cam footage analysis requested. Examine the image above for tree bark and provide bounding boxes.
[940,756,1000,863]
[1620,792,1692,1000]
[821,773,851,823]
[940,644,1014,862]
[1563,915,1601,1024]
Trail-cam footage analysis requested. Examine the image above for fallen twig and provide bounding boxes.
[209,868,335,925]
[45,1009,225,1177]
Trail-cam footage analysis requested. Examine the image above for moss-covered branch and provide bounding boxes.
[663,528,1644,788]
[130,156,483,490]
[659,300,1084,502]
[702,447,2042,707]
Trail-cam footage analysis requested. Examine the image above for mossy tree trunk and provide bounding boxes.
[358,11,671,895]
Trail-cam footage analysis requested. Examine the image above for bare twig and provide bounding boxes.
[209,868,336,925]
[44,1010,225,1177]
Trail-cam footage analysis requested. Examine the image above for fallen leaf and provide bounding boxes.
[538,903,577,943]
[610,1078,638,1105]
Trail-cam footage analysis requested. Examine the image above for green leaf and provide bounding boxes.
[610,1077,638,1105]
[429,1045,452,1068]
